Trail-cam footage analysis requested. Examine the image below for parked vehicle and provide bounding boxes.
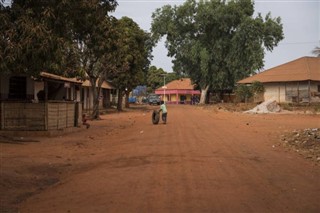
[147,94,161,105]
[142,96,148,103]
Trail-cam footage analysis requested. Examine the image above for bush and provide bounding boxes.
[235,84,253,103]
[251,81,265,94]
[235,81,265,103]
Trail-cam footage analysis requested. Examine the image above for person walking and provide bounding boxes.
[159,101,167,124]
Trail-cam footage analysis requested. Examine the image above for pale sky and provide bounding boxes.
[112,0,320,72]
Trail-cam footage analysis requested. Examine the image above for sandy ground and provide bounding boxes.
[1,104,320,213]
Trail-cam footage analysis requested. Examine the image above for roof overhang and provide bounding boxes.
[82,79,114,89]
[40,72,82,84]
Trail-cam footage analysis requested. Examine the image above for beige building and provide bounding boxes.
[238,57,320,103]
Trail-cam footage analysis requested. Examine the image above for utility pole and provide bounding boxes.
[161,74,167,103]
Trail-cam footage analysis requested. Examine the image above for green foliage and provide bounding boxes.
[235,84,253,103]
[0,0,119,77]
[0,0,119,118]
[235,81,264,102]
[0,1,75,76]
[166,72,180,84]
[151,0,284,104]
[147,66,166,92]
[110,17,151,88]
[66,0,118,117]
[146,66,179,93]
[107,17,152,110]
[251,81,265,94]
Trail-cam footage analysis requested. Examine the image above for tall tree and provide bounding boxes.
[109,17,152,111]
[67,0,118,119]
[151,0,283,104]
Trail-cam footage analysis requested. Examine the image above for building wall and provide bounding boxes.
[156,89,201,104]
[82,87,116,111]
[170,94,177,102]
[0,74,34,100]
[26,77,34,99]
[264,83,286,103]
[310,81,320,102]
[263,81,320,103]
[0,75,9,100]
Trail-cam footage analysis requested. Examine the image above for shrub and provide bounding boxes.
[235,84,253,103]
[251,81,265,94]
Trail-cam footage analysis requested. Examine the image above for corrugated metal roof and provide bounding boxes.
[238,57,320,84]
[156,78,198,90]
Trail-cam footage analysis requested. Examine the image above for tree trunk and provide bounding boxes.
[199,85,209,104]
[92,97,100,119]
[90,78,101,119]
[125,91,129,108]
[117,89,123,111]
[105,90,111,108]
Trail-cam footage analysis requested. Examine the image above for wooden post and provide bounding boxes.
[45,102,48,130]
[0,102,3,130]
[73,84,76,101]
[297,82,300,104]
[285,82,287,102]
[278,83,281,103]
[44,81,48,101]
[308,80,311,104]
[176,92,179,104]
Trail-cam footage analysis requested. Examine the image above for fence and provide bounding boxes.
[0,101,81,131]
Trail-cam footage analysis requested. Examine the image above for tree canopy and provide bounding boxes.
[0,0,80,76]
[68,0,119,118]
[151,0,284,103]
[146,65,179,93]
[0,0,153,116]
[108,17,152,110]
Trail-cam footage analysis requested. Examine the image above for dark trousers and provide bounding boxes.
[162,112,167,123]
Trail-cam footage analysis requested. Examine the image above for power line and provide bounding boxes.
[279,41,319,45]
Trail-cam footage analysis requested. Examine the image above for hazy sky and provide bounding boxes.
[112,0,320,72]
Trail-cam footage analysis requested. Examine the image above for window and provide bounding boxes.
[9,76,26,99]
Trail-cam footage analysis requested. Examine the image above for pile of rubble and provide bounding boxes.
[244,99,281,114]
[280,128,320,162]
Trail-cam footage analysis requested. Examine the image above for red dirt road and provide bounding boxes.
[2,105,320,212]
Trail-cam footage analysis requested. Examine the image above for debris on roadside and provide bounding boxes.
[244,99,281,114]
[280,128,320,162]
